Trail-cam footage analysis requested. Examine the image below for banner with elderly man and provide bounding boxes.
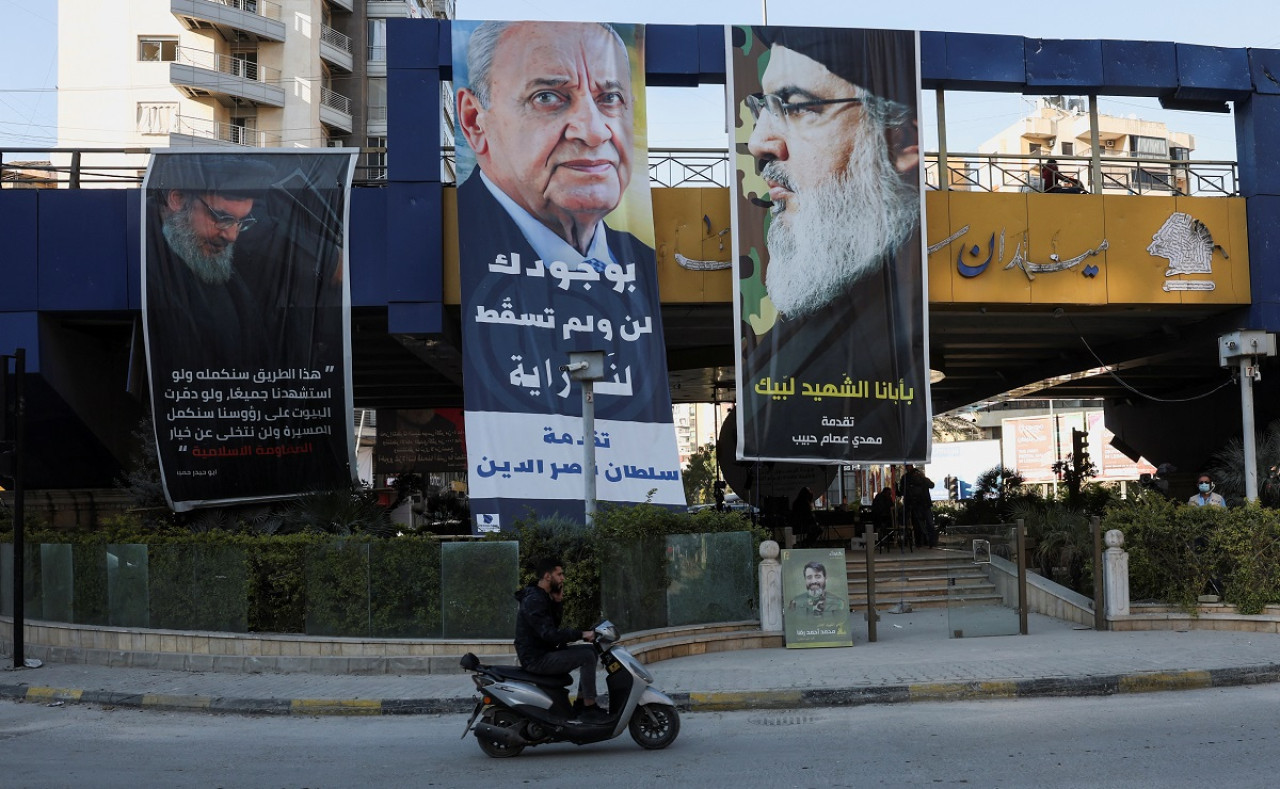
[730,26,931,464]
[142,150,357,511]
[452,20,684,531]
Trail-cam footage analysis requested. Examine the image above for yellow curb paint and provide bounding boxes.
[26,687,82,703]
[1119,671,1211,693]
[909,681,1017,700]
[290,699,382,716]
[689,690,802,710]
[143,694,211,709]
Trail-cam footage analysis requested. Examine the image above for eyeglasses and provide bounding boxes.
[746,92,865,125]
[197,196,257,233]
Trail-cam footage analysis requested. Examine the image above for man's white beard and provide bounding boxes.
[763,121,918,320]
[162,204,236,285]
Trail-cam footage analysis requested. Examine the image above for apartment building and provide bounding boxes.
[968,96,1195,194]
[55,0,454,181]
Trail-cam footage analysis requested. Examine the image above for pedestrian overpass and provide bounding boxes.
[3,21,1280,489]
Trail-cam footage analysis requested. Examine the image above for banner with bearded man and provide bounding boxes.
[730,26,931,464]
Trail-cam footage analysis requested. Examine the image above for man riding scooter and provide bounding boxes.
[514,557,608,722]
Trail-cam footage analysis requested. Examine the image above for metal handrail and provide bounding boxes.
[925,151,1238,197]
[173,114,282,148]
[321,87,352,115]
[174,46,281,84]
[204,0,282,22]
[320,24,353,54]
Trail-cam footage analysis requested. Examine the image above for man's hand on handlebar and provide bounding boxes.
[582,630,597,643]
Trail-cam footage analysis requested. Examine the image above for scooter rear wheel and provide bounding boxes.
[629,703,680,750]
[477,709,525,758]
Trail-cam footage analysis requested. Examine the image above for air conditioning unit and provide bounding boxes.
[1103,139,1116,148]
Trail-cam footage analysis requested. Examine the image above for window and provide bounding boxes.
[368,19,387,62]
[1028,143,1042,155]
[367,77,388,123]
[138,37,178,62]
[136,102,177,135]
[229,115,257,146]
[1060,142,1074,156]
[365,136,387,180]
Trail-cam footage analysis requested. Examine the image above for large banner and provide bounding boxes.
[142,150,357,510]
[730,26,931,464]
[452,20,684,531]
[375,408,466,474]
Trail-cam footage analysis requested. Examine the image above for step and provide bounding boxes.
[852,593,1007,611]
[848,579,994,597]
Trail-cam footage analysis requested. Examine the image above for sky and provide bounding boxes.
[2,0,1279,160]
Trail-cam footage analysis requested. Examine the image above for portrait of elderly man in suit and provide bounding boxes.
[735,26,929,463]
[455,20,652,272]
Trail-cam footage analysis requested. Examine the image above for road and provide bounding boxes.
[2,685,1278,787]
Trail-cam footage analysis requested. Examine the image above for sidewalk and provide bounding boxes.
[4,609,1279,715]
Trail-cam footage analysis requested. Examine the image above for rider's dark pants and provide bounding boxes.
[524,645,598,702]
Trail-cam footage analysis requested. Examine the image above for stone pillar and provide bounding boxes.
[1103,529,1130,618]
[758,540,783,632]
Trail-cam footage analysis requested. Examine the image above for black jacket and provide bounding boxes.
[513,585,581,666]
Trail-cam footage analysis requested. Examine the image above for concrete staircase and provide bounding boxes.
[845,549,1003,611]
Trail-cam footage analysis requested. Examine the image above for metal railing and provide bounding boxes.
[320,24,353,54]
[174,46,281,84]
[925,152,1238,197]
[195,0,282,22]
[441,147,733,187]
[367,44,387,63]
[321,87,352,115]
[173,114,282,148]
[366,105,389,123]
[1,147,1242,196]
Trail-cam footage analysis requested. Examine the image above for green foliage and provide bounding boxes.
[1009,498,1093,593]
[1103,497,1280,614]
[1207,418,1280,504]
[682,444,718,505]
[953,465,1038,525]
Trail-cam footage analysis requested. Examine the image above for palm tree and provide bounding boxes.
[1207,418,1280,502]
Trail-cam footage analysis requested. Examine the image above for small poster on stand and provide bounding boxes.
[781,548,853,648]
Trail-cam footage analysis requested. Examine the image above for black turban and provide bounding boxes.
[752,26,916,112]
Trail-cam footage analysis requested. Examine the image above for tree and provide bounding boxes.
[1207,418,1280,504]
[682,443,718,505]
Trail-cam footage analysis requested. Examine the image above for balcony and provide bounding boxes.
[171,0,285,43]
[169,114,281,148]
[320,24,353,73]
[170,47,285,107]
[320,86,353,134]
[329,0,354,12]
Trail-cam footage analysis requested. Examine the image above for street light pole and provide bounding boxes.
[561,351,605,524]
[1219,331,1277,502]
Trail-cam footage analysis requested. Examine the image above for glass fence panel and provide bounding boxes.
[370,539,442,638]
[305,540,371,636]
[148,544,249,632]
[946,525,1020,638]
[73,543,110,626]
[666,532,756,626]
[39,544,74,623]
[107,544,149,628]
[600,536,666,633]
[441,541,517,639]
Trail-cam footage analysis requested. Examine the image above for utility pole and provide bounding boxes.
[561,351,605,524]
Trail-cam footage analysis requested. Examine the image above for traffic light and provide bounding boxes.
[946,475,959,500]
[1071,428,1090,470]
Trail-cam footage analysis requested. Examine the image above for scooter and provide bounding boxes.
[459,620,681,757]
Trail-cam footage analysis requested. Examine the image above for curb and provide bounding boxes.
[4,664,1280,716]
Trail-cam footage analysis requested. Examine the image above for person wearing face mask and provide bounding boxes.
[1188,474,1226,507]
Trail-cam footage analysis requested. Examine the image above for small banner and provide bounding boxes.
[142,150,357,510]
[452,20,684,531]
[729,26,931,464]
[782,547,853,648]
[375,408,467,474]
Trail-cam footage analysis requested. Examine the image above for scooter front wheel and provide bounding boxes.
[629,703,680,750]
[476,709,525,758]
